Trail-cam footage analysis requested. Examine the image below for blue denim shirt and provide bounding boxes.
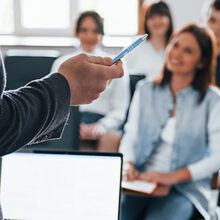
[135,80,220,219]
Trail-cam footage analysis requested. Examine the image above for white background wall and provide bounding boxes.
[160,0,207,29]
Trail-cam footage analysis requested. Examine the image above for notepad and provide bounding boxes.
[122,180,157,194]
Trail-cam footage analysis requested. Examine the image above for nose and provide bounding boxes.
[84,31,96,42]
[153,16,162,25]
[154,15,166,25]
[170,46,183,59]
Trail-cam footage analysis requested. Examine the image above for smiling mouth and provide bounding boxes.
[169,58,182,65]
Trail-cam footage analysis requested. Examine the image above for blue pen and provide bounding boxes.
[112,34,148,65]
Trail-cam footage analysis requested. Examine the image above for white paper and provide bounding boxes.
[122,180,157,194]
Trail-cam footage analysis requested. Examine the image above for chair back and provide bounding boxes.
[4,49,80,151]
[4,49,60,89]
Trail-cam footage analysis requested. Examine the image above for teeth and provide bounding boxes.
[170,59,180,64]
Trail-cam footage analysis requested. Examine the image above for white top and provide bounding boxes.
[51,47,130,130]
[124,40,165,79]
[144,117,175,173]
[119,88,220,181]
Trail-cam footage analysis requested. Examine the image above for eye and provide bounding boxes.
[173,42,178,48]
[93,29,99,34]
[79,28,87,33]
[184,48,193,54]
[209,16,216,23]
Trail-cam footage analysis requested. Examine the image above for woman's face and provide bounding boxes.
[207,7,220,44]
[77,16,102,52]
[166,32,202,76]
[146,14,170,38]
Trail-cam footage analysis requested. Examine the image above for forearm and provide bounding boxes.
[169,168,192,184]
[0,73,70,155]
[187,154,220,181]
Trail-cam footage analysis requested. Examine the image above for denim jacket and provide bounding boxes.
[135,81,220,219]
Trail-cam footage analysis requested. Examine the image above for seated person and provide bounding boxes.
[51,11,129,152]
[204,0,220,86]
[119,24,220,220]
[203,0,220,205]
[124,1,173,79]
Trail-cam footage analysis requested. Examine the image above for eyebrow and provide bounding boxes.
[174,39,200,53]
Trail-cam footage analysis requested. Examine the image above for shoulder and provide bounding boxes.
[137,78,154,89]
[136,78,156,95]
[204,86,220,109]
[206,86,220,100]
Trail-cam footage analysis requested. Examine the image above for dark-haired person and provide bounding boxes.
[51,11,129,152]
[120,24,220,220]
[125,1,173,79]
[206,0,220,86]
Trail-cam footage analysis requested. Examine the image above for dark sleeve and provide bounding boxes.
[0,72,70,156]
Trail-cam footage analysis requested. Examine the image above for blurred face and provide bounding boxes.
[207,7,220,44]
[166,32,202,76]
[146,14,170,37]
[77,16,102,52]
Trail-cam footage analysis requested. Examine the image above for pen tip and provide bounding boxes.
[142,34,148,40]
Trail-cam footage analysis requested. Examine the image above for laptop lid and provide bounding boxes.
[0,151,123,220]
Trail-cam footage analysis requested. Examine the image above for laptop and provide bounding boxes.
[0,151,123,220]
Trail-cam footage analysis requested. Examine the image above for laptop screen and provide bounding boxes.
[0,151,122,220]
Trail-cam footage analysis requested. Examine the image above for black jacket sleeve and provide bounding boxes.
[0,54,70,156]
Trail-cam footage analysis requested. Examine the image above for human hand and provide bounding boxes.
[139,171,174,186]
[58,53,124,105]
[123,161,139,181]
[80,123,106,140]
[139,168,192,186]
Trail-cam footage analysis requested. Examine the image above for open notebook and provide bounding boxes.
[0,151,123,220]
[122,180,157,195]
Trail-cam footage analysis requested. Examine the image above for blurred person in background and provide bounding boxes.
[124,1,173,79]
[51,11,129,152]
[202,0,220,86]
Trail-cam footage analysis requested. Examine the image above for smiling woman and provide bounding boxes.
[119,24,219,220]
[166,32,202,77]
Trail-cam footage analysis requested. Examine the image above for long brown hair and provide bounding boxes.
[157,24,217,102]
